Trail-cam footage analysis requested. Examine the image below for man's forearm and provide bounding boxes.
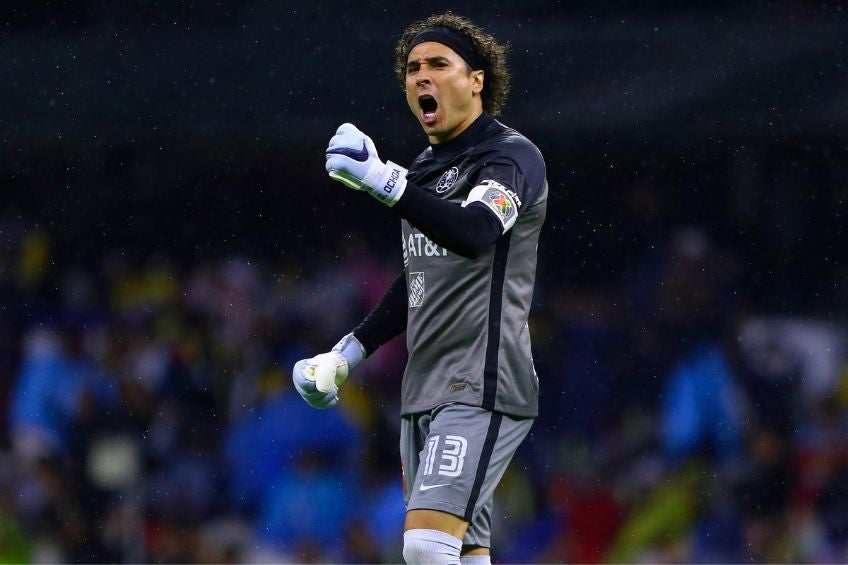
[394,183,502,259]
[352,272,408,355]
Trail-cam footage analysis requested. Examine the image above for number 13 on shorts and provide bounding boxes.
[423,435,468,477]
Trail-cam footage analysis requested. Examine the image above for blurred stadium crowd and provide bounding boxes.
[2,189,848,563]
[3,2,848,563]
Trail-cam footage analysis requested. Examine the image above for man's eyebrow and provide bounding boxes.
[406,55,452,68]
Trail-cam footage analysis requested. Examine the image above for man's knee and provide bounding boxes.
[403,529,462,565]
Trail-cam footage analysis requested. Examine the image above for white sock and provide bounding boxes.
[461,554,491,565]
[403,528,462,564]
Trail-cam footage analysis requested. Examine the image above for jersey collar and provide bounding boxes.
[430,112,494,160]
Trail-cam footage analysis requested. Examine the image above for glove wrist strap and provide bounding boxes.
[333,332,366,370]
[368,161,407,207]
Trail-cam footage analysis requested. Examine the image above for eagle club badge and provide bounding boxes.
[435,167,459,194]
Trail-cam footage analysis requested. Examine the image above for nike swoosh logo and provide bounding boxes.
[419,483,451,491]
[326,141,369,162]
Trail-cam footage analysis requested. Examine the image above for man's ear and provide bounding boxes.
[470,70,484,94]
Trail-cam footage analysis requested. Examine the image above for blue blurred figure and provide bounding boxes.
[224,380,361,510]
[224,370,363,560]
[257,457,354,558]
[9,328,84,460]
[660,342,744,467]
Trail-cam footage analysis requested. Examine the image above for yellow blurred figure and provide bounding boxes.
[17,230,50,289]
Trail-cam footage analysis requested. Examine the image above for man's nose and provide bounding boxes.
[415,64,432,86]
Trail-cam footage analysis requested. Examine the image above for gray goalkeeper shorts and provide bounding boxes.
[400,402,533,548]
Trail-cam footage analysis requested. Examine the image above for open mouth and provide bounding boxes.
[418,95,438,124]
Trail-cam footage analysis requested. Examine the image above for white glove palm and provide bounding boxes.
[325,123,408,206]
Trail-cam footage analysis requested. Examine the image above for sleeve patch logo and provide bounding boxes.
[491,193,512,216]
[486,187,516,223]
[408,272,425,308]
[435,167,459,194]
[461,179,521,232]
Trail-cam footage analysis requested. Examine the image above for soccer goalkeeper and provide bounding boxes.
[293,11,548,565]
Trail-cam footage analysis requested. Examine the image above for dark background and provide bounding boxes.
[4,1,847,307]
[2,1,848,563]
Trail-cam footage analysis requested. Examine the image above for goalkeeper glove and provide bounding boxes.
[291,333,366,409]
[325,123,408,206]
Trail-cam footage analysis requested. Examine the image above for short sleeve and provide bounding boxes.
[461,158,542,233]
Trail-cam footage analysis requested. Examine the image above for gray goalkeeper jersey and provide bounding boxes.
[400,114,547,418]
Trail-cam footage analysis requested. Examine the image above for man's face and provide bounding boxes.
[405,41,484,144]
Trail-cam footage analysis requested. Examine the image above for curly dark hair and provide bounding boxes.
[394,12,511,117]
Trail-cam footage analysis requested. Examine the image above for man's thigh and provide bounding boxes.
[400,403,532,547]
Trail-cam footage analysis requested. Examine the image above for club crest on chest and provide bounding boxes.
[435,167,459,194]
